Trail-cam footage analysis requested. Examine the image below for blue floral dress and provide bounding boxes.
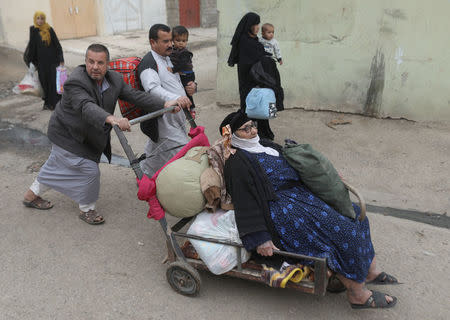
[254,152,375,282]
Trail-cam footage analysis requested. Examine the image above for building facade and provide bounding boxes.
[216,0,450,121]
[0,0,216,48]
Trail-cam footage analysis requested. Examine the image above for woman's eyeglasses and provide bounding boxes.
[236,121,257,133]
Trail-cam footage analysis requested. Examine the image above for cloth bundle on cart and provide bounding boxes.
[136,126,210,220]
[156,146,210,217]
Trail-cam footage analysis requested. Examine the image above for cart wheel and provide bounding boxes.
[166,261,201,296]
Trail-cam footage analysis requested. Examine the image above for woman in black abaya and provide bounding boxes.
[228,12,279,140]
[26,11,64,110]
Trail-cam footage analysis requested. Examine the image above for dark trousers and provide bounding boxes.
[180,72,196,109]
[37,62,61,109]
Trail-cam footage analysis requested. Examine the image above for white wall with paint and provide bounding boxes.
[141,0,167,31]
[102,0,167,35]
[0,0,53,49]
[217,0,450,121]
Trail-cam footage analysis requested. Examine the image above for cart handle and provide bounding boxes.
[342,180,366,221]
[129,105,197,129]
[129,105,176,125]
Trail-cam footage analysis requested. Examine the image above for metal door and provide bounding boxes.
[104,0,142,34]
[179,0,200,28]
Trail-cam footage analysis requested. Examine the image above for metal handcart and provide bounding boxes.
[113,107,366,297]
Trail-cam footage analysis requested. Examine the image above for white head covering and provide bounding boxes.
[231,134,279,156]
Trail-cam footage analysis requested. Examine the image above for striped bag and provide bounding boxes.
[108,57,143,120]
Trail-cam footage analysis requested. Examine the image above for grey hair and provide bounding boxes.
[85,43,110,61]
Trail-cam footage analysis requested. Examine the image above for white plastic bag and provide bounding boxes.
[56,65,67,94]
[13,63,42,97]
[187,210,251,275]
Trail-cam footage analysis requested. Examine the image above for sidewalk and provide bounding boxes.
[60,27,217,67]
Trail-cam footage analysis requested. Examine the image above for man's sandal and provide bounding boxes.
[367,272,400,285]
[79,210,105,225]
[350,290,397,309]
[23,197,53,210]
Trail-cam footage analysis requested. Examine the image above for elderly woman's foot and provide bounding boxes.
[349,289,397,309]
[367,272,399,285]
[365,258,399,285]
[337,273,397,309]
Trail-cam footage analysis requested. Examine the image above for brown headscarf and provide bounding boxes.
[33,11,51,46]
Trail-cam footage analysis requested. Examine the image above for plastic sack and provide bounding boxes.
[245,87,277,119]
[56,66,68,94]
[12,63,42,97]
[187,210,251,275]
[156,147,209,218]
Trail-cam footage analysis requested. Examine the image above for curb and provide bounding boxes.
[1,38,217,60]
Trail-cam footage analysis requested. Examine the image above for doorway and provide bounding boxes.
[103,0,142,34]
[179,0,200,28]
[50,0,97,39]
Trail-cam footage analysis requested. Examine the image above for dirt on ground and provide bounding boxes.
[0,44,449,320]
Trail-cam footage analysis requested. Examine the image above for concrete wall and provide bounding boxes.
[0,0,52,50]
[165,0,179,27]
[141,0,168,31]
[217,0,450,121]
[200,0,217,27]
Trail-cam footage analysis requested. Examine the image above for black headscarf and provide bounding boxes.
[227,12,260,66]
[219,110,250,134]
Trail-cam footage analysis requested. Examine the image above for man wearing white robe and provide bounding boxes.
[138,24,195,176]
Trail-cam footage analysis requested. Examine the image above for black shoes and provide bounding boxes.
[42,103,54,110]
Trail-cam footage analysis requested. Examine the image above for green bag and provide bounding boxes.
[282,143,356,219]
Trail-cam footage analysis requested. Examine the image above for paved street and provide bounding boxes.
[0,28,449,319]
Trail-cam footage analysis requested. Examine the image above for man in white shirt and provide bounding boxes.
[138,24,196,176]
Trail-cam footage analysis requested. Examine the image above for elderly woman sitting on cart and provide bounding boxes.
[221,111,398,309]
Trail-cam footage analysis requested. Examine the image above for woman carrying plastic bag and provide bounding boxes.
[23,11,64,110]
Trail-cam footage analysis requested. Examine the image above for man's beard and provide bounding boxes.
[88,73,103,81]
